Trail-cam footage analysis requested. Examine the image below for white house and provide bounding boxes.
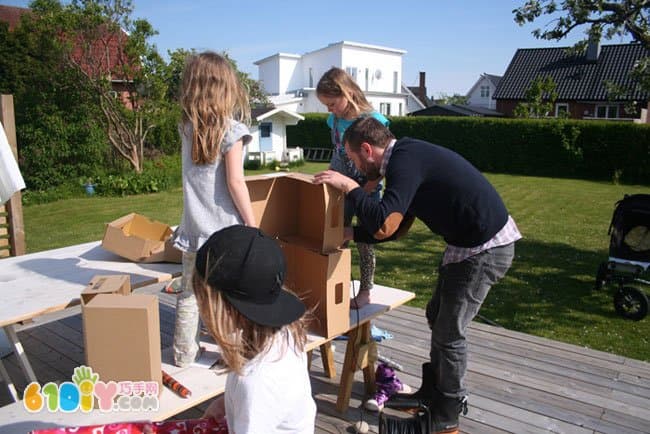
[466,73,502,109]
[255,41,422,116]
[247,107,304,164]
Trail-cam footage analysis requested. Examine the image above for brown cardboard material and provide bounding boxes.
[80,275,131,306]
[280,240,351,338]
[82,294,162,395]
[246,173,344,253]
[102,213,182,263]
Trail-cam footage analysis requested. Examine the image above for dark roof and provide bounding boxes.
[251,106,276,119]
[407,86,433,107]
[0,5,29,30]
[494,43,650,101]
[409,104,504,117]
[484,74,502,87]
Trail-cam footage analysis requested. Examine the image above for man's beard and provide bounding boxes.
[361,159,381,181]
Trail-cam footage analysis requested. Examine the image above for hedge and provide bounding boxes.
[287,114,650,184]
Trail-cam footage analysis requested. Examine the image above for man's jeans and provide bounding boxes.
[426,242,515,399]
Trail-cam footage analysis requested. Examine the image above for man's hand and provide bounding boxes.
[313,170,359,193]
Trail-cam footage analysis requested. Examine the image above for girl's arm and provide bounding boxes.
[224,140,257,227]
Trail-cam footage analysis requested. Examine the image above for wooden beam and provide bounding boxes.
[0,94,25,256]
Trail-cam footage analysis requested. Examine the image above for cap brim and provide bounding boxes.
[224,289,306,328]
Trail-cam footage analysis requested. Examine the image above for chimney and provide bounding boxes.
[418,71,427,104]
[586,39,601,62]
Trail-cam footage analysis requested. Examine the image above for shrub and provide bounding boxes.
[287,114,650,184]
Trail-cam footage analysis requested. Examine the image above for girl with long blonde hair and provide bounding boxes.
[172,51,256,368]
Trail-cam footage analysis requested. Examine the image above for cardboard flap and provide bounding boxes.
[245,172,344,253]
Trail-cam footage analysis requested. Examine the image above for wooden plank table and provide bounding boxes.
[0,283,414,433]
[0,240,182,399]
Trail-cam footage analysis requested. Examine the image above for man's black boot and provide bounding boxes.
[392,362,435,403]
[429,393,468,434]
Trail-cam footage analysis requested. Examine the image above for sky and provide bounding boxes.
[2,0,634,96]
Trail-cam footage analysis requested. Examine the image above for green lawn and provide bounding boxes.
[21,165,650,361]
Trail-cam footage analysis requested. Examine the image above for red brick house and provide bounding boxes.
[494,42,650,121]
[0,4,136,108]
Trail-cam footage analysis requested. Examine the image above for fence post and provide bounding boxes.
[0,94,26,256]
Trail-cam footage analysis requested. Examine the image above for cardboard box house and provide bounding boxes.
[102,213,182,263]
[246,173,350,337]
[82,293,162,395]
[80,274,131,305]
[280,241,351,338]
[246,173,344,253]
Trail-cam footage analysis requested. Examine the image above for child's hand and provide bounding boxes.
[203,395,226,420]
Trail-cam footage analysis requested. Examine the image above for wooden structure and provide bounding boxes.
[0,94,25,258]
[0,288,648,433]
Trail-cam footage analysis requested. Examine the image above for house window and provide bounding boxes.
[398,103,403,116]
[309,68,313,88]
[260,123,272,138]
[393,71,399,93]
[346,67,358,82]
[480,86,490,98]
[380,103,391,116]
[555,103,569,117]
[365,68,369,91]
[596,104,619,119]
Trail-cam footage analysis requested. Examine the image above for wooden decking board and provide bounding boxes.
[1,304,649,434]
[468,374,647,434]
[468,340,644,397]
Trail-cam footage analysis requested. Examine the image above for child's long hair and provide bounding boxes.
[180,51,251,165]
[316,67,373,119]
[193,272,308,375]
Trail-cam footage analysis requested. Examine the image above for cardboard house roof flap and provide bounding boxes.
[246,173,344,253]
[102,212,181,263]
[80,274,131,305]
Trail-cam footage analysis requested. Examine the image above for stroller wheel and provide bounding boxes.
[594,262,609,291]
[613,286,648,321]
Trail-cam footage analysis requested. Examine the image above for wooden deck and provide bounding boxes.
[1,283,649,434]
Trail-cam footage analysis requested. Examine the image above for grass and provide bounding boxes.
[21,165,650,361]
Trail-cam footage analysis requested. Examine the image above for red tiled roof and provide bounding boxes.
[0,6,136,82]
[0,5,30,31]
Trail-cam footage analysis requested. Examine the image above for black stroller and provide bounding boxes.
[595,194,650,320]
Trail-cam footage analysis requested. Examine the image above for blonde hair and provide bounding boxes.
[316,67,373,119]
[180,51,251,165]
[193,272,308,375]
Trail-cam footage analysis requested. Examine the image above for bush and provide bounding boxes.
[146,104,181,155]
[287,114,650,184]
[22,154,182,204]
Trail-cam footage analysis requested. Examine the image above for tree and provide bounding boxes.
[513,1,650,90]
[435,93,469,105]
[513,76,559,118]
[0,1,109,190]
[164,48,268,105]
[24,0,168,173]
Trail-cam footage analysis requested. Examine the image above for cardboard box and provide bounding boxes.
[280,240,350,338]
[102,213,182,263]
[246,173,344,253]
[82,294,162,395]
[80,274,131,305]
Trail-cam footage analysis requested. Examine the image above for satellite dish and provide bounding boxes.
[374,69,382,79]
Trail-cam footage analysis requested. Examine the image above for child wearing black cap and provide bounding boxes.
[193,225,316,434]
